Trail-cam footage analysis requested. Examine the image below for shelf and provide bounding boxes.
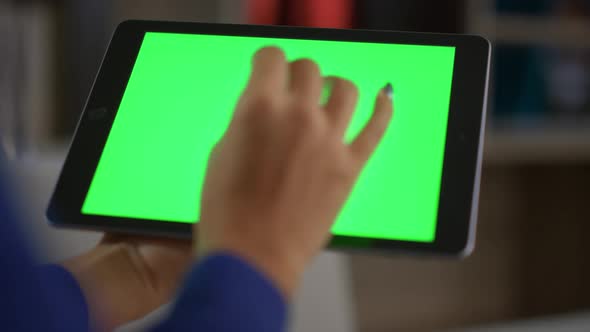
[455,311,590,331]
[484,127,590,165]
[473,15,590,49]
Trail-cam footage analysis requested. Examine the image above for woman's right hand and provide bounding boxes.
[197,46,393,298]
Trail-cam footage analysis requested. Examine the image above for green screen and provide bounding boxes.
[82,32,455,242]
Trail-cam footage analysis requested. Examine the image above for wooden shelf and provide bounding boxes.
[484,128,590,165]
[473,15,590,49]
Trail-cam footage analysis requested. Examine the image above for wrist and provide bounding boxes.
[203,239,304,299]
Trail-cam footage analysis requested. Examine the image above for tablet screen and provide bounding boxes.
[81,32,456,243]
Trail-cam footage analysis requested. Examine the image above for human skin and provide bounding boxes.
[197,46,393,298]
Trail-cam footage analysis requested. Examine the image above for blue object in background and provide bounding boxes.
[493,0,558,123]
[495,0,554,14]
[494,46,548,120]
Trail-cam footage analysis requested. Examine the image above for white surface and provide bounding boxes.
[449,311,590,332]
[7,150,357,332]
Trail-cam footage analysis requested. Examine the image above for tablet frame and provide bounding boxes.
[47,20,491,256]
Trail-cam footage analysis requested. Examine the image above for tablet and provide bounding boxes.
[48,20,490,256]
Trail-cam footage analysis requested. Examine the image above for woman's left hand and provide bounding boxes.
[62,233,193,331]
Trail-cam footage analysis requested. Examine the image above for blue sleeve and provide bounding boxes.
[153,254,288,332]
[0,174,90,331]
[1,162,286,331]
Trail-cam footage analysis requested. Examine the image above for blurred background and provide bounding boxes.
[1,0,590,331]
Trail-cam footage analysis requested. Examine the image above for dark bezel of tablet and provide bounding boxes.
[47,20,490,256]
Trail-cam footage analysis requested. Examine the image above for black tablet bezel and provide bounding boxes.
[47,20,490,256]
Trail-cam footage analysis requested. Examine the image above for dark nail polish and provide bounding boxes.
[383,83,393,99]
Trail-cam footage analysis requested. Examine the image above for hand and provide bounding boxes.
[198,47,393,298]
[63,234,192,331]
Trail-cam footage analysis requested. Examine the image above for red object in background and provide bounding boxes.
[248,0,352,28]
[249,0,280,25]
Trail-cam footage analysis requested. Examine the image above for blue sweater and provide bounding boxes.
[0,175,286,331]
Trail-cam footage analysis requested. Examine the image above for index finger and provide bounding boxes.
[350,84,393,165]
[245,46,288,96]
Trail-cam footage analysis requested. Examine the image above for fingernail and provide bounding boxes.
[383,82,393,100]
